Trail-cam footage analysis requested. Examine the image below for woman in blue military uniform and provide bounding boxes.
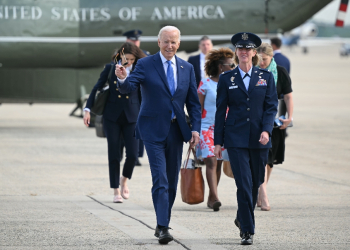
[83,42,146,203]
[214,33,278,245]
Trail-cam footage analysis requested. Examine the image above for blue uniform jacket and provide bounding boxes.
[118,52,201,142]
[85,63,140,123]
[214,66,278,149]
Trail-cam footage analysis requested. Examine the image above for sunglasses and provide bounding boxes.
[221,63,235,68]
[114,48,129,67]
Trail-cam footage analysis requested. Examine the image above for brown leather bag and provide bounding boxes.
[223,161,234,178]
[180,148,205,205]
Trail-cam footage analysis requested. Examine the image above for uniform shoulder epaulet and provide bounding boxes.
[259,68,269,73]
[221,70,232,75]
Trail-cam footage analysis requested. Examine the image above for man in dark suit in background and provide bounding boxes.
[187,36,213,88]
[270,37,290,74]
[116,26,201,245]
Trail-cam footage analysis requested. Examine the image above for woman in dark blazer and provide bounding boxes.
[214,33,278,245]
[256,43,294,211]
[83,42,146,203]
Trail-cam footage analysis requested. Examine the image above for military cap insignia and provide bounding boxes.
[242,33,249,40]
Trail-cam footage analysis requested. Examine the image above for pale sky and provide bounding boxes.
[312,0,350,25]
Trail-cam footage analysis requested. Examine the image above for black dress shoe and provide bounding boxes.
[135,158,142,166]
[241,232,253,245]
[154,226,160,238]
[234,219,243,238]
[158,228,173,244]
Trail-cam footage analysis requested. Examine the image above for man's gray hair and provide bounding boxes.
[158,26,181,40]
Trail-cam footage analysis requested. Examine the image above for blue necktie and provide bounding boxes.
[166,60,175,119]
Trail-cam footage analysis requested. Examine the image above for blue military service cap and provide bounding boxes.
[123,29,143,41]
[231,32,262,49]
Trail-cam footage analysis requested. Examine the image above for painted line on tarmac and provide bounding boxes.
[78,195,226,250]
[87,195,190,250]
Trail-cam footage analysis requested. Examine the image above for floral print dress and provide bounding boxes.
[197,78,229,160]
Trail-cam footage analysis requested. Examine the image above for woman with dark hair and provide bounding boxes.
[214,33,278,245]
[197,48,234,211]
[256,43,294,211]
[83,42,146,203]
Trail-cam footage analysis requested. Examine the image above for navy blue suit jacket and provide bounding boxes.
[273,53,290,74]
[118,52,201,142]
[214,66,278,149]
[85,63,140,123]
[187,54,201,88]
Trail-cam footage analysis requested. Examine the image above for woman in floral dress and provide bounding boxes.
[197,48,235,211]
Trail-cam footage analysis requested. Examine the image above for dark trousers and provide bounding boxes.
[227,148,268,234]
[138,139,144,157]
[103,111,138,188]
[143,122,183,227]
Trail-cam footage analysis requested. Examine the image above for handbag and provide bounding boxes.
[90,64,114,115]
[180,148,205,205]
[274,99,293,128]
[223,161,234,178]
[94,115,106,138]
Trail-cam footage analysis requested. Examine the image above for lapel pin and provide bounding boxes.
[180,65,183,68]
[234,72,237,75]
[231,76,235,82]
[254,71,257,73]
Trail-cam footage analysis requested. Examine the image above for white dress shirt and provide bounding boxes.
[238,66,253,91]
[159,51,178,90]
[273,49,281,55]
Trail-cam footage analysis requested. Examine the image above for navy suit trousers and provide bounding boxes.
[143,121,184,227]
[103,111,139,188]
[227,148,268,234]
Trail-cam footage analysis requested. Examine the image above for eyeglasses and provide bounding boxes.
[221,63,235,68]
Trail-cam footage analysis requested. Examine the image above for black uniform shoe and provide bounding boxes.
[158,228,173,244]
[241,232,253,245]
[234,218,243,238]
[154,226,160,238]
[135,158,142,166]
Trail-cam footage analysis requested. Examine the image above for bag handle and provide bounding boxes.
[107,63,115,82]
[182,147,198,169]
[99,64,114,91]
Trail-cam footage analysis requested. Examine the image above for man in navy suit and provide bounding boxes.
[270,37,290,73]
[187,36,213,88]
[214,32,277,245]
[115,26,201,245]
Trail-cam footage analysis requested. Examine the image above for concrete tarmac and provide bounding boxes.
[1,46,350,249]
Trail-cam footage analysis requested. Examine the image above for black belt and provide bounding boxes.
[171,118,177,123]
